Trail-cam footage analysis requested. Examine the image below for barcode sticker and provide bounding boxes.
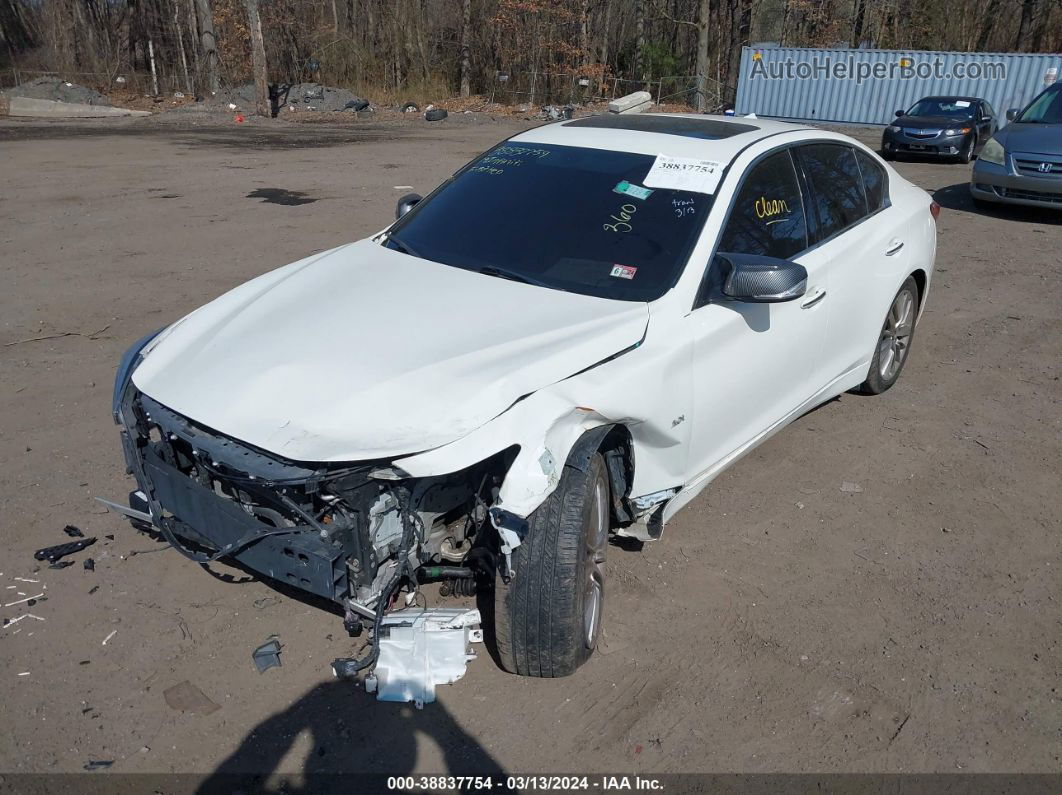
[643,154,724,194]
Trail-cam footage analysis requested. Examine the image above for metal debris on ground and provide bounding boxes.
[83,760,114,771]
[83,558,95,571]
[63,525,85,538]
[252,636,282,673]
[101,629,117,646]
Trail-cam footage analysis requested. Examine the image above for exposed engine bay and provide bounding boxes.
[114,386,524,692]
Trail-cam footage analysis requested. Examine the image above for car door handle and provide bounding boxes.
[801,288,827,309]
[885,239,905,256]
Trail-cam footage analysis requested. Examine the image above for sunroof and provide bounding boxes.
[565,114,758,139]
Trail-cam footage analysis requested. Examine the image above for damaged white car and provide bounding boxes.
[111,114,936,681]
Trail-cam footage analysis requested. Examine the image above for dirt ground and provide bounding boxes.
[0,113,1059,781]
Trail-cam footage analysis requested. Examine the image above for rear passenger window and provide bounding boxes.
[854,149,887,212]
[798,144,868,242]
[717,150,808,260]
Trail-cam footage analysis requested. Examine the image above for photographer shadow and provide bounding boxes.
[198,679,506,793]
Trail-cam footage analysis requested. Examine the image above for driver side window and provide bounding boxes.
[717,150,809,260]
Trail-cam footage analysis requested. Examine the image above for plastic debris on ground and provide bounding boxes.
[34,537,96,564]
[358,607,483,708]
[252,636,282,673]
[163,680,221,715]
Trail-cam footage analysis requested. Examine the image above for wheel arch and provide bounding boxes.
[565,423,636,525]
[910,267,928,309]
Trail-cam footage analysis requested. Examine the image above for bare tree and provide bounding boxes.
[1015,0,1038,50]
[459,0,471,96]
[244,0,269,116]
[193,0,218,94]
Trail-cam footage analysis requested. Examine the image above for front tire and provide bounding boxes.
[856,275,919,395]
[957,134,976,164]
[494,452,609,677]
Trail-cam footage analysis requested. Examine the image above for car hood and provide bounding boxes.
[995,122,1062,154]
[895,115,973,129]
[132,240,649,462]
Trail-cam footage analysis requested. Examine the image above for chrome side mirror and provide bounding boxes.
[718,252,807,303]
[1006,108,1018,121]
[395,192,422,220]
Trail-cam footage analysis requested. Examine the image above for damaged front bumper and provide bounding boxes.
[117,390,377,602]
[114,379,520,612]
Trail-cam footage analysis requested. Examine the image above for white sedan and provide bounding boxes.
[112,114,937,680]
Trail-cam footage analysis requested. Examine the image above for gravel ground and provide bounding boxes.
[0,114,1059,780]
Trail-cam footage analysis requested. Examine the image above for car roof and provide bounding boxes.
[914,95,986,103]
[510,113,814,161]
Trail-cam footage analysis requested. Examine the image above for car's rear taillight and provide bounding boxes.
[929,201,941,220]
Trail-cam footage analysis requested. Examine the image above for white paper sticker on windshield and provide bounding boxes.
[643,154,723,194]
[954,100,971,107]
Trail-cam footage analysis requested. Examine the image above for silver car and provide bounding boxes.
[970,82,1062,210]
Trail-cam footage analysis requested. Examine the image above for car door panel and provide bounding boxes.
[794,143,895,381]
[685,148,829,482]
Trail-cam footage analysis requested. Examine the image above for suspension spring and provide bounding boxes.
[439,577,477,597]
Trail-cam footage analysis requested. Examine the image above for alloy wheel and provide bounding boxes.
[879,288,915,381]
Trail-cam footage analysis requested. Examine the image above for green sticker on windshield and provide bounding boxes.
[614,180,653,200]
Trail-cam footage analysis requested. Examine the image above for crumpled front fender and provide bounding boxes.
[395,388,627,518]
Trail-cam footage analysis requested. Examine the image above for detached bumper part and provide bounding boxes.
[356,607,483,708]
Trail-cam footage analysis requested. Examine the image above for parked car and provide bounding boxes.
[882,96,996,163]
[111,114,937,678]
[971,81,1062,210]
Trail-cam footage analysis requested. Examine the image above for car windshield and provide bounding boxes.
[384,142,714,302]
[906,98,976,118]
[1016,87,1062,124]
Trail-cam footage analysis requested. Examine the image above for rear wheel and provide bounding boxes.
[856,276,919,395]
[494,452,609,677]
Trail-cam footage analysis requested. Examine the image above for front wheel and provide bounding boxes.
[957,134,976,164]
[494,452,609,677]
[856,275,919,395]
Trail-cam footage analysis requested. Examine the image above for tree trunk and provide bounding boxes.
[634,0,645,81]
[174,1,192,94]
[599,0,612,75]
[1031,0,1049,50]
[578,0,589,66]
[194,0,219,94]
[724,0,742,104]
[1015,0,1037,51]
[147,38,159,96]
[459,0,471,97]
[851,0,867,47]
[244,0,269,117]
[695,0,711,111]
